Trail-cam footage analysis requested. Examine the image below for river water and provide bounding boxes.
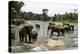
[27,21,78,49]
[11,21,78,52]
[25,21,78,50]
[27,21,78,42]
[25,21,49,41]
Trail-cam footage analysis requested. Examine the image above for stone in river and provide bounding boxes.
[47,39,65,48]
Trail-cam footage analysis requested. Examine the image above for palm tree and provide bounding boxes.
[42,9,48,15]
[42,9,48,21]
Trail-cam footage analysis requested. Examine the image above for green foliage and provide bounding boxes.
[9,1,78,23]
[9,1,24,20]
[51,12,78,23]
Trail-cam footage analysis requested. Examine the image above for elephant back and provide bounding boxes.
[22,24,33,34]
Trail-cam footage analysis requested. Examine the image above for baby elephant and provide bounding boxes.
[63,23,74,33]
[31,24,40,43]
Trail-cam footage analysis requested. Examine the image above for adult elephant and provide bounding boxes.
[48,25,65,38]
[19,24,33,43]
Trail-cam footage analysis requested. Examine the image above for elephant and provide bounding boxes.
[19,27,25,42]
[63,23,74,33]
[51,26,65,37]
[31,24,40,43]
[48,25,65,38]
[49,22,55,25]
[64,25,72,33]
[19,24,33,43]
[69,25,74,32]
[48,23,74,38]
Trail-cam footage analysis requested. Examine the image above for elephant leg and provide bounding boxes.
[66,28,68,33]
[50,30,53,38]
[67,28,70,33]
[62,31,65,36]
[19,35,21,41]
[28,34,32,43]
[20,32,25,42]
[34,34,38,41]
[32,34,38,43]
[72,28,74,33]
[19,36,21,41]
[69,28,72,33]
[22,35,24,42]
[24,35,27,43]
[19,32,22,41]
[66,27,69,33]
[58,31,60,37]
[62,29,65,36]
[72,27,74,33]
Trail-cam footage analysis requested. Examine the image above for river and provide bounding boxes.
[11,21,78,52]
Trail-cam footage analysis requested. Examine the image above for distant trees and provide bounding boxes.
[9,1,78,23]
[52,12,78,22]
[52,14,57,21]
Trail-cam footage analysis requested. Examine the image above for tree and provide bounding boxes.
[9,1,24,20]
[9,1,24,12]
[42,9,48,21]
[52,14,57,21]
[42,9,48,15]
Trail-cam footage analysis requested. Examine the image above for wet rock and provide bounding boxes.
[51,36,59,40]
[47,39,65,48]
[30,46,48,52]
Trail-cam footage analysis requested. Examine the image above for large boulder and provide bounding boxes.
[47,39,65,48]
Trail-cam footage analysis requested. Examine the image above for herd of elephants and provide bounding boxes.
[10,20,74,44]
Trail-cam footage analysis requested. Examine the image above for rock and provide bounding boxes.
[51,36,59,40]
[30,47,41,51]
[30,46,48,51]
[47,39,65,48]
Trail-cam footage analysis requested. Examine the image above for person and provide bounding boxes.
[32,24,40,43]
